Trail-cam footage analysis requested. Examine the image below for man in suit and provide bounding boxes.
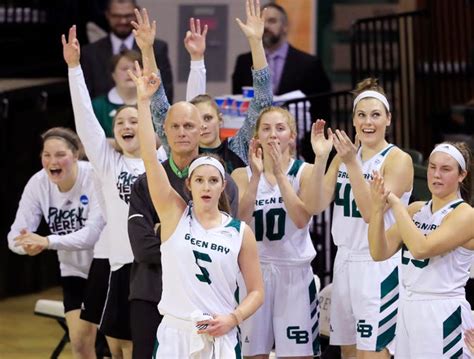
[81,0,173,102]
[232,3,330,162]
[232,3,330,99]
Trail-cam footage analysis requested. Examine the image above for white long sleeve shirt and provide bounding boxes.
[68,65,162,271]
[8,161,104,278]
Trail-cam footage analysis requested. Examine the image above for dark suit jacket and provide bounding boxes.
[232,44,330,98]
[232,44,331,163]
[81,36,173,102]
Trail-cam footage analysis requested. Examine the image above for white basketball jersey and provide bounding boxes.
[401,199,474,297]
[158,205,244,320]
[246,159,316,265]
[331,144,411,255]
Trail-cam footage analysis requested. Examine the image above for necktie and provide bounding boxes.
[119,42,128,53]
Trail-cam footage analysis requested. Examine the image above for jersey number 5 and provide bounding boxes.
[193,250,212,284]
[253,208,286,242]
[335,182,361,218]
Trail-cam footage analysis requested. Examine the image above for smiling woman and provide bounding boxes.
[62,24,166,358]
[7,127,104,359]
[306,77,414,358]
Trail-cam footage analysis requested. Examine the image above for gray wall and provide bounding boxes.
[140,0,268,100]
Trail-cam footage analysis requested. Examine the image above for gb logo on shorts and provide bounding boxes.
[357,320,373,338]
[287,326,309,344]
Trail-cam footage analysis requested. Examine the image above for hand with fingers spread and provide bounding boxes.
[196,314,237,337]
[249,138,263,176]
[236,0,266,41]
[128,61,160,101]
[311,119,333,159]
[131,8,155,51]
[61,25,81,67]
[184,17,208,61]
[332,129,359,164]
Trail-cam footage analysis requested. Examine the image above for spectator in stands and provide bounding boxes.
[232,2,330,99]
[233,3,330,163]
[92,49,141,137]
[152,2,272,174]
[81,0,173,101]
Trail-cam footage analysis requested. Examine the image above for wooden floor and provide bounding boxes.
[0,286,74,358]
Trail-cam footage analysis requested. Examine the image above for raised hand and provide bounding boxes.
[61,25,80,67]
[131,8,155,50]
[184,18,208,61]
[128,61,160,101]
[370,171,390,210]
[249,138,263,175]
[332,129,359,164]
[236,0,266,41]
[311,119,333,159]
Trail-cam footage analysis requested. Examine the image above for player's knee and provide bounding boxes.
[69,335,95,358]
[340,345,357,359]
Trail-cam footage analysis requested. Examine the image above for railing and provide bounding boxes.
[351,0,474,156]
[282,90,354,157]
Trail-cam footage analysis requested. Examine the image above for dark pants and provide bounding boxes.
[130,299,162,359]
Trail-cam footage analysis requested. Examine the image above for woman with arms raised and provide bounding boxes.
[128,62,264,357]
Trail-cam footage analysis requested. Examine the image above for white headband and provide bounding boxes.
[188,156,226,179]
[430,144,466,172]
[353,90,390,112]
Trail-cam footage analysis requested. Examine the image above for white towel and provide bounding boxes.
[189,310,238,358]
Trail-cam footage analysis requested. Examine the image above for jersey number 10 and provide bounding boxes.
[252,208,286,242]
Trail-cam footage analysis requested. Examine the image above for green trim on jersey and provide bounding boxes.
[287,159,304,177]
[443,306,462,355]
[450,200,464,210]
[234,285,240,304]
[226,218,242,232]
[380,144,395,157]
